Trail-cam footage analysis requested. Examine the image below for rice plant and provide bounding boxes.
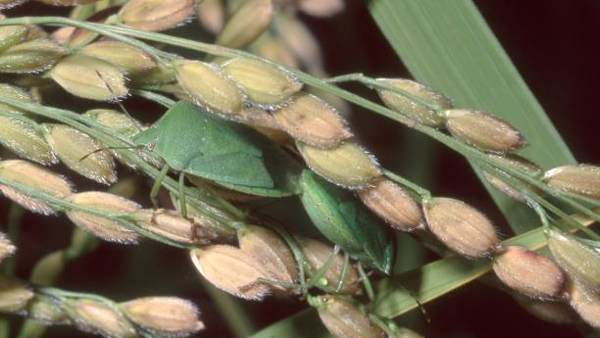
[0,1,598,337]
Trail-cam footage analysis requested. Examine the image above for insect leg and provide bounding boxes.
[178,172,188,218]
[335,251,350,293]
[150,164,170,208]
[357,263,375,301]
[305,245,340,291]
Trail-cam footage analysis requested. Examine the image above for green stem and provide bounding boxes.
[336,252,350,293]
[130,89,175,107]
[324,73,442,110]
[37,286,114,305]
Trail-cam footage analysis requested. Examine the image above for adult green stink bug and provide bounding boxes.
[132,100,301,205]
[299,170,395,274]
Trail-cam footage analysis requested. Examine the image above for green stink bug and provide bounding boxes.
[132,100,301,202]
[299,170,395,274]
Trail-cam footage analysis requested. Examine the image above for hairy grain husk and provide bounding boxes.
[0,232,15,264]
[175,60,245,115]
[0,39,65,73]
[215,0,273,49]
[0,275,34,313]
[190,245,272,300]
[445,109,527,153]
[85,109,141,135]
[315,295,384,338]
[544,164,600,200]
[238,225,298,291]
[134,208,222,245]
[0,0,26,10]
[79,40,156,75]
[27,294,69,324]
[568,280,600,329]
[0,83,36,114]
[488,154,542,177]
[423,197,500,258]
[493,246,566,299]
[377,78,452,127]
[120,297,204,337]
[65,192,141,244]
[0,25,29,52]
[0,115,57,165]
[50,55,128,101]
[298,238,359,294]
[358,177,425,232]
[0,159,73,215]
[298,142,381,189]
[221,57,302,107]
[43,124,117,184]
[119,0,194,32]
[273,92,351,148]
[67,298,137,338]
[548,229,600,294]
[236,107,290,143]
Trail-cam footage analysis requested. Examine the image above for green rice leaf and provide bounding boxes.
[368,0,576,233]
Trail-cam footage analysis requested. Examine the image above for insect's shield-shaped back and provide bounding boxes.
[132,100,302,196]
[300,170,395,274]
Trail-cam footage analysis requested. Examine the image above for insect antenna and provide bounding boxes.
[95,69,141,132]
[79,145,146,162]
[78,70,156,163]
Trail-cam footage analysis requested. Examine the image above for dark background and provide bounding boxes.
[1,1,599,337]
